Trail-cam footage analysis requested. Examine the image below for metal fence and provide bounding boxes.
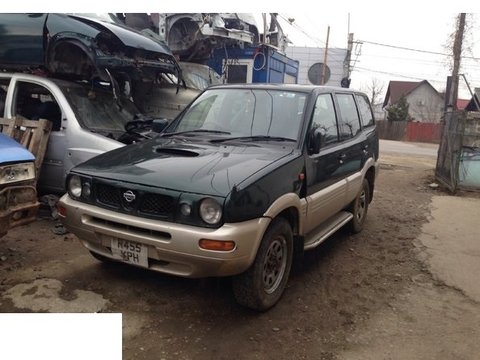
[376,120,442,143]
[435,111,480,191]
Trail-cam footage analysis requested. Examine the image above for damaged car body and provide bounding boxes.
[114,13,258,62]
[0,133,38,238]
[0,73,159,194]
[0,14,216,194]
[0,13,181,84]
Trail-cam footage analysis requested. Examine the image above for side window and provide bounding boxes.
[356,94,375,127]
[13,82,62,131]
[336,93,361,140]
[311,94,339,146]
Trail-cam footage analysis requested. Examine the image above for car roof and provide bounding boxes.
[207,83,365,95]
[0,72,118,92]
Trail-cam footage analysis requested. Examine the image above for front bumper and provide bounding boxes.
[0,185,39,238]
[59,194,271,278]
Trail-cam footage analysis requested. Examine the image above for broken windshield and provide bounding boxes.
[62,83,138,134]
[166,88,307,141]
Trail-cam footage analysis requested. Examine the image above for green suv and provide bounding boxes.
[59,84,379,311]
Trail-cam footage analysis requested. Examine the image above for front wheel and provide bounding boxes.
[348,178,370,233]
[232,218,293,311]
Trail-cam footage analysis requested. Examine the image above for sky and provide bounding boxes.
[271,11,480,101]
[5,1,480,100]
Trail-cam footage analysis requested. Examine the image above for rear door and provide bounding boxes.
[335,92,370,203]
[335,92,364,172]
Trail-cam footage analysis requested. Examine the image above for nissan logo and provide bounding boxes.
[123,190,136,203]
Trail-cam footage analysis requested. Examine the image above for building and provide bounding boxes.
[208,45,299,84]
[383,80,444,123]
[285,46,347,87]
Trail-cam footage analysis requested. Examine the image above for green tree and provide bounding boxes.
[387,95,412,121]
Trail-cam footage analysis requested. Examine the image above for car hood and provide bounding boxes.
[0,134,35,163]
[67,15,173,56]
[73,137,295,197]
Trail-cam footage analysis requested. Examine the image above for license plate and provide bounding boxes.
[111,239,148,268]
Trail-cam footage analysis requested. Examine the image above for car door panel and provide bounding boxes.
[0,14,47,68]
[304,92,348,233]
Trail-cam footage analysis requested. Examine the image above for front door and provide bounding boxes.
[9,79,66,193]
[304,93,347,233]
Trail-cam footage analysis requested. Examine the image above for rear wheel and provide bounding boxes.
[348,178,370,233]
[232,218,293,311]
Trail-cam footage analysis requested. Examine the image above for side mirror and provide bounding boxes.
[308,128,322,154]
[152,119,169,133]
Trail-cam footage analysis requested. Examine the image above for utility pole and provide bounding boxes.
[342,32,354,88]
[321,25,330,85]
[447,13,466,111]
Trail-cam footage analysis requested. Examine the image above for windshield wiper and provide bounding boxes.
[161,129,231,137]
[211,135,296,143]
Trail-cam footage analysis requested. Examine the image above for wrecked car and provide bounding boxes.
[0,13,180,84]
[0,73,158,194]
[135,61,222,119]
[112,13,258,62]
[58,84,379,310]
[0,133,38,238]
[0,63,219,194]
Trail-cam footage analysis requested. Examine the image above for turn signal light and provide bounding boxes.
[57,205,67,218]
[199,239,235,251]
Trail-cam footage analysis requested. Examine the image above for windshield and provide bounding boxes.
[166,88,307,140]
[62,84,138,133]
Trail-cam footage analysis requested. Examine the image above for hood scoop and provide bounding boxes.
[154,147,199,157]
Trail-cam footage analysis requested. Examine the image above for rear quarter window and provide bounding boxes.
[336,93,361,140]
[356,94,375,127]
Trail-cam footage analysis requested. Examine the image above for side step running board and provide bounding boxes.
[303,211,353,250]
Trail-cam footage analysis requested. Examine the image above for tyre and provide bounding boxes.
[348,178,370,233]
[232,218,293,311]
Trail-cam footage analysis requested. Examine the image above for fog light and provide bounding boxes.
[180,203,192,216]
[82,182,91,198]
[199,239,235,251]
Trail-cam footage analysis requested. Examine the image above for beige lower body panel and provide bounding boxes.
[59,194,270,278]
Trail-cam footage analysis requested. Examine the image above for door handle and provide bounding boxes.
[338,153,346,164]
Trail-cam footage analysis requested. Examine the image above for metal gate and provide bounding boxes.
[435,111,480,191]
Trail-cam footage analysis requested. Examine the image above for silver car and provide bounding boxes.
[0,73,140,193]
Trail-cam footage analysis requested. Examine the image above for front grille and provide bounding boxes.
[92,181,176,220]
[139,193,174,216]
[96,183,121,208]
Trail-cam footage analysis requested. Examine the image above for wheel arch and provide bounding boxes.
[45,35,98,80]
[262,192,303,235]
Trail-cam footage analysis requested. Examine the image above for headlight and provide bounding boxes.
[199,198,222,225]
[68,175,82,198]
[0,162,35,185]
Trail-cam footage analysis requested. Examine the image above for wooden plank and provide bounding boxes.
[0,117,52,180]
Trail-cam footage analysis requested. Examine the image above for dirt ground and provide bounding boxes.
[1,151,478,359]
